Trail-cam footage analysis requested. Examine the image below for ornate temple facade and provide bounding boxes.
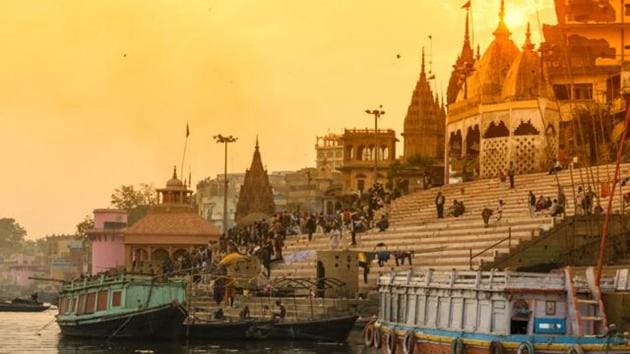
[401,49,446,161]
[338,128,398,193]
[235,139,276,221]
[124,167,220,272]
[446,1,559,180]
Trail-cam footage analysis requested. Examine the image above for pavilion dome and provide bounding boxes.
[166,166,184,188]
[502,24,551,100]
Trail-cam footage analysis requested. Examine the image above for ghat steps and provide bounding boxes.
[270,163,630,293]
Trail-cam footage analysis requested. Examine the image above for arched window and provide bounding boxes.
[466,125,481,155]
[382,146,390,160]
[513,120,540,136]
[449,130,463,157]
[483,121,510,139]
[356,145,365,161]
[345,145,354,160]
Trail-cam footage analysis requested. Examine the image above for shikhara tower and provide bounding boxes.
[235,138,275,221]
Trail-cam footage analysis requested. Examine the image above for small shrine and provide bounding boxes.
[124,167,220,272]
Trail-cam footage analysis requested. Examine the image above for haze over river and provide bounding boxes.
[0,310,370,353]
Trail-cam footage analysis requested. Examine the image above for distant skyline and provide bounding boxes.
[0,0,556,238]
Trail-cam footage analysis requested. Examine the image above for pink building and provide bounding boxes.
[87,209,127,274]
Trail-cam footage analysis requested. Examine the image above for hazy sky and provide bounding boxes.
[0,0,556,239]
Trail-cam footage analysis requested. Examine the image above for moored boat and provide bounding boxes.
[56,273,187,339]
[365,268,630,354]
[183,319,275,340]
[0,298,50,312]
[266,315,358,342]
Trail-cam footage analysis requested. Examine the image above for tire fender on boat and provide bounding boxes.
[384,330,397,354]
[489,340,504,354]
[363,323,375,348]
[373,327,382,349]
[567,344,584,354]
[517,341,535,354]
[451,337,465,354]
[402,330,415,354]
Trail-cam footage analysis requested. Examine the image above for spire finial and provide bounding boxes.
[476,44,481,60]
[494,0,511,37]
[523,22,534,50]
[255,135,259,150]
[421,47,426,74]
[172,165,178,179]
[464,9,470,43]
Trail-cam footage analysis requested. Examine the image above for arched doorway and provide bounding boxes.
[152,248,170,263]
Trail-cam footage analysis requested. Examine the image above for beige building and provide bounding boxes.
[338,128,398,193]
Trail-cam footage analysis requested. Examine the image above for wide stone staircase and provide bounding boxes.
[270,163,630,295]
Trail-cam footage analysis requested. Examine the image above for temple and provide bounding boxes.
[235,138,276,221]
[401,48,445,161]
[124,167,220,272]
[446,1,559,180]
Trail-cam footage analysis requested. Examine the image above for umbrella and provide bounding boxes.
[219,252,248,266]
[237,212,271,227]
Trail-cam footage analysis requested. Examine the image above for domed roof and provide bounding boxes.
[502,24,551,100]
[456,0,519,104]
[166,166,184,188]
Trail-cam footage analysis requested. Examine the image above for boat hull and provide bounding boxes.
[266,315,358,342]
[372,322,630,354]
[0,304,50,312]
[58,302,187,339]
[183,320,274,340]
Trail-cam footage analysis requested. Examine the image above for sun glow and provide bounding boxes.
[504,9,527,29]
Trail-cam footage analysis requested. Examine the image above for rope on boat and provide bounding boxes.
[35,317,57,336]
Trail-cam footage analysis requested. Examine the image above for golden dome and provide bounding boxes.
[456,0,519,104]
[502,24,550,100]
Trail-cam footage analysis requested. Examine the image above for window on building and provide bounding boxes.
[76,294,86,315]
[112,291,122,307]
[625,4,630,16]
[553,84,571,100]
[574,83,593,100]
[85,292,96,314]
[607,74,621,102]
[97,290,108,311]
[69,297,76,313]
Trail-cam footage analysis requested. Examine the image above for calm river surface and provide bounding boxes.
[0,310,371,354]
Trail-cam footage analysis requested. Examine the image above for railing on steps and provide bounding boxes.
[469,227,512,270]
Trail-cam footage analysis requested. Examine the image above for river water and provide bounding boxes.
[0,310,372,354]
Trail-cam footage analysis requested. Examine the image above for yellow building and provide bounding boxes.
[339,128,398,193]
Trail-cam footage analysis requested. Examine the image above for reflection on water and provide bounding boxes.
[0,310,370,354]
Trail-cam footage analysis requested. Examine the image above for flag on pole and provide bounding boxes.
[186,123,190,137]
[462,1,471,9]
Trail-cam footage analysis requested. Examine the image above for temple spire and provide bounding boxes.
[464,9,471,45]
[255,135,259,150]
[523,22,534,51]
[421,47,426,74]
[493,0,511,37]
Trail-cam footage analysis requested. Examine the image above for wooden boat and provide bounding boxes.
[183,319,275,340]
[56,273,187,339]
[364,268,630,354]
[266,315,358,342]
[0,298,50,312]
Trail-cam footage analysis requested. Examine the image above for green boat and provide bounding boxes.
[56,273,187,339]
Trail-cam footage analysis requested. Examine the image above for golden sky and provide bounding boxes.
[0,0,556,238]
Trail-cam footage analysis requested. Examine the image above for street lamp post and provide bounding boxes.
[213,134,238,235]
[365,105,386,184]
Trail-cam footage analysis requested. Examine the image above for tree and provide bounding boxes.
[0,218,27,256]
[111,183,157,210]
[75,215,95,242]
[110,183,157,226]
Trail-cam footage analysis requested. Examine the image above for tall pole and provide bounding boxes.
[214,134,238,234]
[365,106,385,185]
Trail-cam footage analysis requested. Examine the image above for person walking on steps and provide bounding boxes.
[508,161,515,189]
[435,191,445,219]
